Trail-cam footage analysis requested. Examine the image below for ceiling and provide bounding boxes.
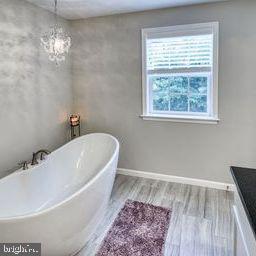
[26,0,225,20]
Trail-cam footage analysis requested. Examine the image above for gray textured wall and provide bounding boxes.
[0,0,72,177]
[71,0,256,183]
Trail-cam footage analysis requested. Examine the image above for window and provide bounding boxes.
[141,22,219,123]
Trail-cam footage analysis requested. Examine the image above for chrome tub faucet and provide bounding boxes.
[31,149,51,165]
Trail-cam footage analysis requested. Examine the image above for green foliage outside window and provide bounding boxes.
[152,75,208,113]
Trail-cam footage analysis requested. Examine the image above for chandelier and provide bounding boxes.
[41,0,71,65]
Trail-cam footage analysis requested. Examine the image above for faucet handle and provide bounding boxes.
[18,161,29,170]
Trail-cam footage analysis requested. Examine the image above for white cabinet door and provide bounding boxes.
[234,215,249,256]
[233,190,256,256]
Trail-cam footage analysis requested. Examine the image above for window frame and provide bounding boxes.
[141,22,219,124]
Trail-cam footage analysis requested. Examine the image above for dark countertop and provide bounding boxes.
[231,166,256,239]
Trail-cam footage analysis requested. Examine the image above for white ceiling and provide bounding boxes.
[26,0,225,20]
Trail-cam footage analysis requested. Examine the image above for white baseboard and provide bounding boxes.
[117,168,235,191]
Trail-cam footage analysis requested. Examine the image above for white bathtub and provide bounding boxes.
[0,133,119,256]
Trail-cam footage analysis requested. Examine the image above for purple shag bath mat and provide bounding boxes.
[96,200,171,256]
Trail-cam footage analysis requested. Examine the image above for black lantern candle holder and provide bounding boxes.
[70,114,81,140]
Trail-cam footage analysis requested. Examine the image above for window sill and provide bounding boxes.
[140,114,219,124]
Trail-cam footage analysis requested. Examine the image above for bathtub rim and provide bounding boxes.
[0,133,119,222]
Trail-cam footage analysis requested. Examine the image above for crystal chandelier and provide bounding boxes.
[41,0,71,65]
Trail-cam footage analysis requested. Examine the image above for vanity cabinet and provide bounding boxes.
[233,191,256,256]
[234,221,248,256]
[231,167,256,256]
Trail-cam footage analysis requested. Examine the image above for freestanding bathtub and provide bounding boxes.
[0,133,119,256]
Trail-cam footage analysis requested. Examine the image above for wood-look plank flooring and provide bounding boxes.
[77,174,234,256]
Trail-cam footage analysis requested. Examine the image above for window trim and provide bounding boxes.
[141,22,219,124]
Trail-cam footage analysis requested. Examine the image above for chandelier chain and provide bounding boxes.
[54,0,57,14]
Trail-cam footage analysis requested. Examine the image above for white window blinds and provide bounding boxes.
[146,34,213,71]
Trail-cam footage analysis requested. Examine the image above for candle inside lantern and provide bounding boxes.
[70,114,80,126]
